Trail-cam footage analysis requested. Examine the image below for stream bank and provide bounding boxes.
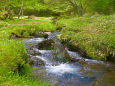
[56,15,115,61]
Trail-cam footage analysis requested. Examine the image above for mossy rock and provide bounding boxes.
[38,39,55,50]
[28,56,45,66]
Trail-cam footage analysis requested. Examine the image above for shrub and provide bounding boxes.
[0,10,13,20]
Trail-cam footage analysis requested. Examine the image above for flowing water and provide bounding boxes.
[24,32,115,86]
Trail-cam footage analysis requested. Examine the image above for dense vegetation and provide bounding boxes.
[0,39,49,86]
[0,0,114,18]
[0,0,115,86]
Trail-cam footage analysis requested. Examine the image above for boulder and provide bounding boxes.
[30,56,45,66]
[54,42,72,62]
[26,47,41,56]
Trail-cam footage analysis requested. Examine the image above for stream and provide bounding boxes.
[23,32,115,86]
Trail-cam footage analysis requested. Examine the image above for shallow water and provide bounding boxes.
[24,32,115,86]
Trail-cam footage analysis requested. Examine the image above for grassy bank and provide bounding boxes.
[0,18,54,86]
[0,39,50,86]
[0,19,56,39]
[56,14,115,61]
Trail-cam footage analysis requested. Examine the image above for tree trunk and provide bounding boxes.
[74,5,79,15]
[18,0,23,19]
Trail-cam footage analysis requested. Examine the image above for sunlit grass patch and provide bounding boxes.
[0,19,56,39]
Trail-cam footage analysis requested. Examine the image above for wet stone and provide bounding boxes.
[29,56,45,66]
[26,47,41,56]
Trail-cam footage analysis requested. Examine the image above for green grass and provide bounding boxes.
[13,16,53,22]
[0,19,56,39]
[0,39,50,86]
[56,14,115,61]
[0,74,50,86]
[0,18,54,86]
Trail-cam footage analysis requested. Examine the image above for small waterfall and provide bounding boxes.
[24,32,115,86]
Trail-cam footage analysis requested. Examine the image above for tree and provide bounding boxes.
[18,0,23,19]
[47,0,88,16]
[0,0,9,11]
[89,0,115,14]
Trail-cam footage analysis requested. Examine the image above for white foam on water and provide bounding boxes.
[39,50,52,54]
[33,48,39,52]
[35,56,51,65]
[66,48,104,64]
[46,63,80,76]
[26,38,45,43]
[85,59,104,64]
[67,50,81,58]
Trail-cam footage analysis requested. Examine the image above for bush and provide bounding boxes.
[0,10,13,20]
[0,39,26,73]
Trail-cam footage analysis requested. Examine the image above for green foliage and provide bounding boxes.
[8,0,54,16]
[0,0,114,17]
[57,14,115,61]
[48,0,115,16]
[88,0,115,14]
[0,39,26,72]
[0,73,50,86]
[0,10,13,20]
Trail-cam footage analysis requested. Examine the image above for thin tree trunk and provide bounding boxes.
[18,0,23,19]
[21,0,23,19]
